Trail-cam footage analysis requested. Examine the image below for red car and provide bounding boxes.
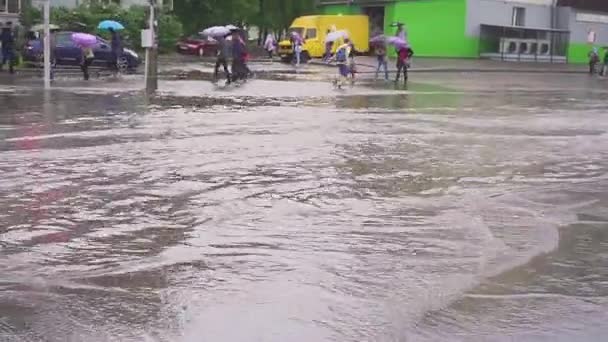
[176,34,218,56]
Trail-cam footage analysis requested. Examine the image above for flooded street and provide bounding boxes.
[1,71,608,341]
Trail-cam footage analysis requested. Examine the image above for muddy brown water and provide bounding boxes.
[1,74,607,341]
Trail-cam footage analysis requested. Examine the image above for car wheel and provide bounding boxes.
[198,47,204,57]
[117,57,129,72]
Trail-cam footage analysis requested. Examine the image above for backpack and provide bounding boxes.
[335,46,347,63]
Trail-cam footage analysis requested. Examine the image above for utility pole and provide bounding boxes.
[43,0,51,89]
[145,0,158,94]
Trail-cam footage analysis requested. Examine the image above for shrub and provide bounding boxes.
[47,4,182,52]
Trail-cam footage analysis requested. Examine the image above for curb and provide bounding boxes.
[308,60,588,75]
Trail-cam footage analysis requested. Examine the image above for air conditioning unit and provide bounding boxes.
[538,40,551,55]
[519,40,531,54]
[500,38,519,54]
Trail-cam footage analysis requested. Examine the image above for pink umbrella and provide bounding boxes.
[71,32,98,48]
[369,34,386,43]
[290,31,303,44]
[386,36,408,48]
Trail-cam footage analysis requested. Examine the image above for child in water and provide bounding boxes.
[330,38,352,89]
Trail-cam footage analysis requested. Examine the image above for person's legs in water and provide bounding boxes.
[7,50,15,74]
[402,62,408,84]
[295,47,301,67]
[222,58,231,84]
[81,57,93,80]
[336,64,349,88]
[232,59,245,83]
[213,57,222,82]
[375,55,385,80]
[382,58,389,80]
[395,60,403,83]
[1,49,15,74]
[0,49,7,71]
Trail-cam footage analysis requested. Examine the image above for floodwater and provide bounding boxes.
[1,73,608,342]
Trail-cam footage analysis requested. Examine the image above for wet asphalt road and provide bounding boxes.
[1,68,608,341]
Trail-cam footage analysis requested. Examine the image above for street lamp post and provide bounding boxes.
[145,0,158,94]
[43,0,51,89]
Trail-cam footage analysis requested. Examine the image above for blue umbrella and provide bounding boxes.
[98,20,125,31]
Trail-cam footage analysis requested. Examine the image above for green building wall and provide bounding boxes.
[385,0,478,58]
[323,0,478,58]
[322,1,586,63]
[322,4,362,16]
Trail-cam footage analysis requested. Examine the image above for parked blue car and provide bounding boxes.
[23,31,140,72]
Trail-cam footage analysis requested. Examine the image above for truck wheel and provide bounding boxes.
[281,55,292,63]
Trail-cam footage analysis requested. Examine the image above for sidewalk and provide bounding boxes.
[310,56,589,75]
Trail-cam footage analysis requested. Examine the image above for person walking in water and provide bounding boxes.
[374,41,389,81]
[214,35,231,84]
[395,44,414,84]
[108,27,123,75]
[80,45,95,80]
[347,39,357,84]
[323,30,333,62]
[329,38,352,89]
[292,33,303,67]
[588,47,600,75]
[230,30,247,83]
[0,22,16,74]
[601,47,608,76]
[263,33,276,60]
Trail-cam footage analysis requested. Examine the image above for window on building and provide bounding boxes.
[306,28,317,40]
[512,7,526,27]
[0,0,6,13]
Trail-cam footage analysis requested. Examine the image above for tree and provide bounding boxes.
[173,0,316,35]
[172,0,259,35]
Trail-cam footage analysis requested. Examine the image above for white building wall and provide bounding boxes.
[467,0,554,37]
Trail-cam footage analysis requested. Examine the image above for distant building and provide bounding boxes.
[0,0,20,27]
[318,0,608,63]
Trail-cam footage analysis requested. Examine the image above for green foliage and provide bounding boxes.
[19,0,41,30]
[158,14,184,53]
[48,4,182,52]
[173,0,316,35]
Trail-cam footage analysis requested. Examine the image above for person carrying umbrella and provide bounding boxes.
[291,32,304,67]
[329,38,352,89]
[0,22,16,74]
[395,44,414,84]
[263,33,276,60]
[80,45,95,80]
[374,40,389,81]
[108,27,123,74]
[214,34,232,85]
[323,29,333,62]
[231,30,248,83]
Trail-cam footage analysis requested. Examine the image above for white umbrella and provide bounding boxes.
[325,30,349,43]
[201,26,230,38]
[369,34,386,44]
[387,36,408,48]
[225,24,239,31]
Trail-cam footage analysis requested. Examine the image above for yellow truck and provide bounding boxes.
[278,15,370,62]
